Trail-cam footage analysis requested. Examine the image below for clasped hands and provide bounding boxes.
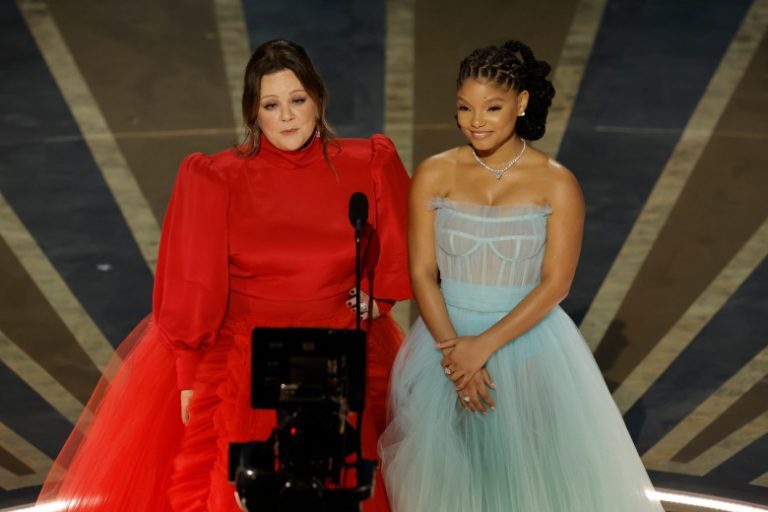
[435,336,496,414]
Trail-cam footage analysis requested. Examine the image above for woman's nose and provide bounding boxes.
[280,106,294,122]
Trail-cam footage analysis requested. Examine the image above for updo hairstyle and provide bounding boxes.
[457,40,555,140]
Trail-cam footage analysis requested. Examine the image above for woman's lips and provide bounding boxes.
[470,130,493,139]
[281,128,299,135]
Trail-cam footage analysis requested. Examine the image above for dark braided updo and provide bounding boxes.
[457,40,555,141]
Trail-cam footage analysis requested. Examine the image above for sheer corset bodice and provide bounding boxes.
[432,197,551,288]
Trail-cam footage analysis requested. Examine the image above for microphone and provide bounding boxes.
[348,192,368,234]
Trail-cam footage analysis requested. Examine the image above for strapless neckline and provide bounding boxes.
[431,197,552,220]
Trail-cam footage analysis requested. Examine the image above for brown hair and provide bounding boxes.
[240,39,336,160]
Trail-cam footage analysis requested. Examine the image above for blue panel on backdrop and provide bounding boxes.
[0,0,152,344]
[556,0,753,323]
[625,258,768,452]
[0,360,72,459]
[241,0,386,138]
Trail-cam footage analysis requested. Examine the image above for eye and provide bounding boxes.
[262,102,277,110]
[292,97,307,105]
[457,105,470,112]
[487,105,502,112]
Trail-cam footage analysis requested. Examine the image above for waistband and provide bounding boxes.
[227,289,353,327]
[441,279,534,313]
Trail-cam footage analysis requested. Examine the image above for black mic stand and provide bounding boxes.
[354,219,363,332]
[349,191,368,332]
[347,191,370,500]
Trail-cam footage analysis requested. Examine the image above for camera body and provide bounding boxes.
[230,327,374,512]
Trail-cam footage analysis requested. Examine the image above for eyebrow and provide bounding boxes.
[260,89,307,100]
[457,95,508,103]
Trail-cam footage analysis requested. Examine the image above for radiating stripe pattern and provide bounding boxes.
[0,0,766,507]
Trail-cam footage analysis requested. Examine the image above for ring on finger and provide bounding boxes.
[462,395,471,403]
[444,366,452,375]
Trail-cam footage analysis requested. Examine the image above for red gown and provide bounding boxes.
[37,134,412,511]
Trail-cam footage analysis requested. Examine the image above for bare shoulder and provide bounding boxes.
[411,146,464,191]
[543,158,579,188]
[537,158,584,211]
[414,147,462,176]
[523,147,580,199]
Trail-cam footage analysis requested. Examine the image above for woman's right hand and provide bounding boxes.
[457,368,495,414]
[180,389,194,425]
[440,344,494,413]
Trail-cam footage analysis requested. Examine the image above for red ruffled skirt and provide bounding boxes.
[37,291,403,511]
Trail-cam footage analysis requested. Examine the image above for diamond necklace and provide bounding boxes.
[471,139,527,180]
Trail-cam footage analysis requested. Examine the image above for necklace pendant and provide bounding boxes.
[471,139,527,181]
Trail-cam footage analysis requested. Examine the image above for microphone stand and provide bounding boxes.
[354,220,362,332]
[348,191,368,477]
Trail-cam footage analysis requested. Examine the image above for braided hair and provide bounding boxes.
[457,40,555,141]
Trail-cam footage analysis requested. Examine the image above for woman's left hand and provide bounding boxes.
[436,336,495,391]
[346,288,381,319]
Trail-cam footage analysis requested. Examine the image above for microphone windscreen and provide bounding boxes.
[348,192,369,228]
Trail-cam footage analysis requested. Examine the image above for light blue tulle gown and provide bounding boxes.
[380,198,664,512]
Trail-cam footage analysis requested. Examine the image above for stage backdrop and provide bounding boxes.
[0,0,766,508]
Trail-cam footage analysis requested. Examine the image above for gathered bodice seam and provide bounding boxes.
[439,228,542,242]
[437,209,550,222]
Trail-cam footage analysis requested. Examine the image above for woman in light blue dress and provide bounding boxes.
[379,40,664,512]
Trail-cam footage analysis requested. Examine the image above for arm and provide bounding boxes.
[480,169,584,352]
[480,167,584,351]
[153,153,229,422]
[408,159,457,343]
[411,159,497,412]
[353,135,413,319]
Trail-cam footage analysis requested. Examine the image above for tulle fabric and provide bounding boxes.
[37,310,403,512]
[380,282,663,511]
[380,200,663,511]
[37,317,182,511]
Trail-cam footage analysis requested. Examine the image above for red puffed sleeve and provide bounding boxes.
[152,153,229,390]
[368,135,412,312]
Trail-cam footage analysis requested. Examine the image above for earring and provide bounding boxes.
[518,111,526,117]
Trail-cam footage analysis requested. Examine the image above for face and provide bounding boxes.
[256,69,318,151]
[456,78,528,152]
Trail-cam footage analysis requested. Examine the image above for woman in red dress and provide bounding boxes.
[36,39,411,512]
